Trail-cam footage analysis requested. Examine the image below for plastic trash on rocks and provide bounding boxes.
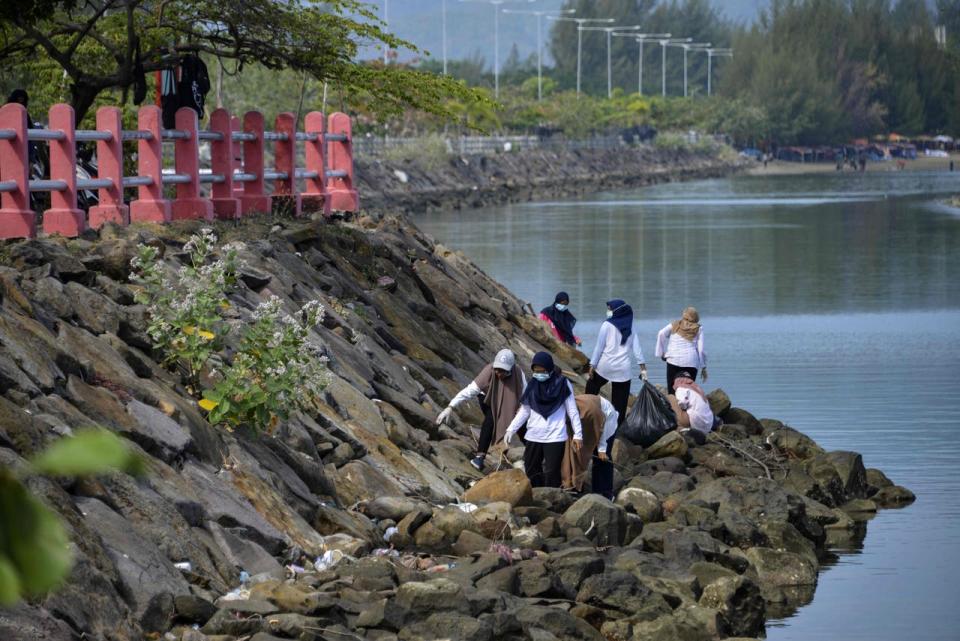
[452,502,478,513]
[173,561,192,572]
[373,547,400,558]
[621,380,677,447]
[383,526,399,542]
[314,549,346,572]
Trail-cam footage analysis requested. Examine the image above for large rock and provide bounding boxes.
[706,389,731,416]
[744,547,817,598]
[720,407,763,434]
[546,547,605,598]
[125,399,192,463]
[699,575,766,637]
[764,426,824,460]
[822,451,869,500]
[463,468,533,507]
[430,505,480,540]
[398,611,493,641]
[628,471,695,499]
[207,522,284,576]
[384,579,471,628]
[562,494,628,546]
[365,495,431,521]
[576,571,671,619]
[616,487,664,522]
[646,431,688,460]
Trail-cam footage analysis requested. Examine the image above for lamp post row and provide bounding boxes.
[382,1,731,100]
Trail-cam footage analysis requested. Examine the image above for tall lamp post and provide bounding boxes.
[383,0,390,64]
[580,25,643,98]
[548,16,616,98]
[613,32,671,95]
[442,0,448,74]
[658,38,692,96]
[706,48,733,96]
[501,7,576,101]
[460,0,535,99]
[680,42,711,97]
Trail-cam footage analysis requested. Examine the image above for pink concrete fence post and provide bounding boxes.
[130,105,171,223]
[230,115,243,198]
[209,108,239,220]
[302,111,330,216]
[326,112,359,212]
[43,103,85,236]
[0,103,35,239]
[273,112,300,216]
[88,106,129,228]
[239,110,270,215]
[171,107,213,220]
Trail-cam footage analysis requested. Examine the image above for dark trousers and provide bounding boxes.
[585,372,631,500]
[522,440,565,488]
[666,363,698,395]
[477,401,494,455]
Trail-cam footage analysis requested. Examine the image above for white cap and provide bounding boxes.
[492,349,515,371]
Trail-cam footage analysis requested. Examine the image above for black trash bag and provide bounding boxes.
[621,381,677,447]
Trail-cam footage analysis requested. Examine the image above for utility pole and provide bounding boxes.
[706,48,733,96]
[502,8,576,101]
[460,0,535,99]
[548,16,616,98]
[658,38,692,96]
[383,0,390,64]
[614,32,671,95]
[680,43,711,97]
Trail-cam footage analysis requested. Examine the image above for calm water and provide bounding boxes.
[419,172,960,640]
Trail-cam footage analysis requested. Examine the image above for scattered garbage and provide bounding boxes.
[239,570,250,585]
[285,564,307,575]
[383,526,399,542]
[314,549,346,572]
[426,563,456,573]
[220,586,250,601]
[373,547,400,558]
[452,502,478,513]
[173,561,192,572]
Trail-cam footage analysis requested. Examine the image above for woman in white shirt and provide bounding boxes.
[655,306,707,394]
[587,299,647,423]
[668,370,716,435]
[504,351,583,488]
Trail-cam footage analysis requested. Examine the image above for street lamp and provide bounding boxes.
[383,0,390,64]
[679,42,711,97]
[501,7,576,101]
[442,0,448,75]
[706,48,733,96]
[613,32,670,96]
[580,25,643,98]
[658,38,692,96]
[460,0,535,99]
[548,16,616,98]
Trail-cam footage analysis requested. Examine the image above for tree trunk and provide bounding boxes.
[70,81,102,125]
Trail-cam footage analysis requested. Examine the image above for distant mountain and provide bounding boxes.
[360,0,766,68]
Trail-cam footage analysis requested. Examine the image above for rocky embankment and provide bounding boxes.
[356,145,746,213]
[0,214,912,641]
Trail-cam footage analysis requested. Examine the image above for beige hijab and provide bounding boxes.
[671,307,701,341]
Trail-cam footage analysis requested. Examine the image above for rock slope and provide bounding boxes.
[0,214,912,641]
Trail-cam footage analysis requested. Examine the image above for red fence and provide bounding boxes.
[0,103,359,240]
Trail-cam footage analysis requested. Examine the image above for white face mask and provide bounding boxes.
[606,310,614,318]
[555,303,568,312]
[532,372,550,382]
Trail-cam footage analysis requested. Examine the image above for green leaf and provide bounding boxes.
[0,556,22,606]
[0,472,73,598]
[30,428,144,477]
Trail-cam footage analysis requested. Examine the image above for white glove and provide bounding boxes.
[436,407,453,426]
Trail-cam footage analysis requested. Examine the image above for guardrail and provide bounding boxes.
[0,103,359,239]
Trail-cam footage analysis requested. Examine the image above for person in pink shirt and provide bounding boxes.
[539,291,581,347]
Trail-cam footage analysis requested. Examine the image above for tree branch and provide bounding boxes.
[65,0,115,59]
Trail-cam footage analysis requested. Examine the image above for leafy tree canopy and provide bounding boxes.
[0,0,490,122]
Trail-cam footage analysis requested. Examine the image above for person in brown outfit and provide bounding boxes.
[561,394,620,495]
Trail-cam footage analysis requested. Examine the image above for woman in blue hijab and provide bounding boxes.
[504,351,583,488]
[586,299,647,498]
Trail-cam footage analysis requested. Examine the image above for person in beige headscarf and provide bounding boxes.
[655,306,708,394]
[561,394,619,495]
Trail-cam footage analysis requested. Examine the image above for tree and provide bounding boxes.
[0,0,488,122]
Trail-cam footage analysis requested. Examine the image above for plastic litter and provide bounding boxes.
[621,380,677,447]
[173,561,192,572]
[286,564,306,575]
[373,547,400,558]
[314,549,345,572]
[383,526,399,542]
[426,563,456,573]
[220,587,250,601]
[239,570,250,585]
[452,502,478,513]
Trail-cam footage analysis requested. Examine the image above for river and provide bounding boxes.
[418,171,960,640]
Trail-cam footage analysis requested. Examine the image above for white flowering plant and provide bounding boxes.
[200,297,331,432]
[130,229,240,388]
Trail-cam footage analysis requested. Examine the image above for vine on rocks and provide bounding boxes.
[131,229,331,433]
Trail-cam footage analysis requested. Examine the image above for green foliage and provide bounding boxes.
[201,297,331,432]
[130,229,240,388]
[131,229,331,433]
[0,0,491,123]
[0,428,141,605]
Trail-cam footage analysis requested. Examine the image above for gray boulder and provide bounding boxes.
[562,494,627,546]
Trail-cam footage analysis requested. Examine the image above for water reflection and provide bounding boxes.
[419,171,960,641]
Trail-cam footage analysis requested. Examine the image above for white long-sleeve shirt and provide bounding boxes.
[675,387,714,433]
[655,324,706,369]
[590,321,645,382]
[505,381,583,444]
[448,372,527,409]
[596,396,620,454]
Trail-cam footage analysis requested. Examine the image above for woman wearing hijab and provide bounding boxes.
[539,292,581,347]
[437,349,526,472]
[655,306,707,394]
[587,299,645,499]
[561,394,619,495]
[504,352,583,488]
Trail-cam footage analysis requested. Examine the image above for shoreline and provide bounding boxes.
[0,214,915,641]
[745,153,959,176]
[356,145,748,213]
